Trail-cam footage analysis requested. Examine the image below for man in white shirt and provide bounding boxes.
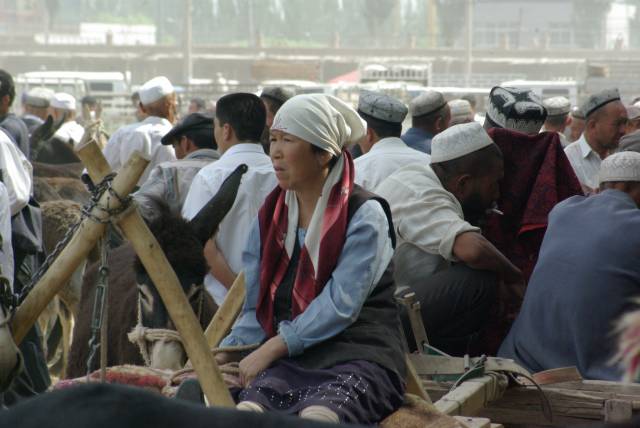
[0,128,31,216]
[50,92,85,146]
[103,76,177,186]
[377,122,522,356]
[354,90,430,191]
[182,93,277,305]
[564,88,628,193]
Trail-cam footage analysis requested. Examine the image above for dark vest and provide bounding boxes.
[272,185,407,378]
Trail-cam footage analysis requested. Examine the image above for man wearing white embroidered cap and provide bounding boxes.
[499,151,640,380]
[354,90,430,191]
[564,88,628,194]
[50,92,85,147]
[103,76,177,186]
[377,122,522,356]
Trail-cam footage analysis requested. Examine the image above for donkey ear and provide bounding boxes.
[188,164,248,245]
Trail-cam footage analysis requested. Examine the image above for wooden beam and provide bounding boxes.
[11,152,148,344]
[77,141,235,408]
[435,374,508,416]
[204,271,245,348]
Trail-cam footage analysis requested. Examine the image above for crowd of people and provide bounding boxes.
[1,65,640,424]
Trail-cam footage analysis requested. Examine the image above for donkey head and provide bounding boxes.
[132,164,247,370]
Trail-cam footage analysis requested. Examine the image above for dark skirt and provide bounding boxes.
[234,359,404,424]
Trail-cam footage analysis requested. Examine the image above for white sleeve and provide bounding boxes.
[0,183,13,290]
[181,171,217,220]
[0,136,32,216]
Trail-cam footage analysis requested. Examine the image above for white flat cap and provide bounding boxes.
[357,90,408,124]
[626,106,640,121]
[448,99,474,126]
[410,91,447,117]
[431,122,494,163]
[543,96,571,117]
[582,88,621,118]
[599,151,640,183]
[50,92,76,111]
[139,76,174,105]
[24,87,54,108]
[619,130,640,153]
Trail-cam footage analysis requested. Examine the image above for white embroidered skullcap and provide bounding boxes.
[271,94,366,156]
[24,87,54,108]
[448,99,474,126]
[357,90,407,124]
[430,122,494,163]
[543,96,571,117]
[410,91,447,117]
[599,151,640,183]
[139,76,174,105]
[582,88,621,118]
[50,92,76,111]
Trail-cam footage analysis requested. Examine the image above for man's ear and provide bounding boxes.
[451,173,472,197]
[565,115,573,127]
[223,123,233,141]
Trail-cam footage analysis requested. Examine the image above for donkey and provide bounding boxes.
[66,164,248,378]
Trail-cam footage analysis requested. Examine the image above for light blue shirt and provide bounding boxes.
[220,199,394,356]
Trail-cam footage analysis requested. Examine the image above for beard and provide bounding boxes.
[461,192,490,227]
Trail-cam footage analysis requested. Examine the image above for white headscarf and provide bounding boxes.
[270,94,366,156]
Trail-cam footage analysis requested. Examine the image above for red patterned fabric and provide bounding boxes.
[481,129,583,353]
[256,153,354,337]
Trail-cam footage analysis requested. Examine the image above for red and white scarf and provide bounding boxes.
[256,152,354,337]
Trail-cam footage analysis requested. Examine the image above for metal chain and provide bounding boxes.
[17,172,131,304]
[86,232,110,376]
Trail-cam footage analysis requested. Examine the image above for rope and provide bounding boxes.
[127,325,183,367]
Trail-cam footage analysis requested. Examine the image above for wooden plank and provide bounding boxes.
[204,272,245,348]
[454,416,491,427]
[604,399,633,423]
[425,378,640,427]
[435,374,508,416]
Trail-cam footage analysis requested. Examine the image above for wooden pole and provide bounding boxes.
[11,153,148,344]
[204,272,246,348]
[77,141,235,408]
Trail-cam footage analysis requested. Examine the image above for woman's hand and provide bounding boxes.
[238,336,288,387]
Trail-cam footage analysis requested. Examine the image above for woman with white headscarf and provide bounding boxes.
[217,94,406,424]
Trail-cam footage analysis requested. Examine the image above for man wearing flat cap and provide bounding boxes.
[500,151,640,380]
[50,92,85,147]
[134,112,220,218]
[401,90,450,154]
[354,90,430,191]
[564,88,628,193]
[103,75,177,186]
[484,86,547,135]
[542,96,572,148]
[568,106,586,143]
[625,105,640,135]
[377,122,522,356]
[21,87,54,137]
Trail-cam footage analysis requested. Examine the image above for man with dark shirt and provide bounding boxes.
[0,70,30,158]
